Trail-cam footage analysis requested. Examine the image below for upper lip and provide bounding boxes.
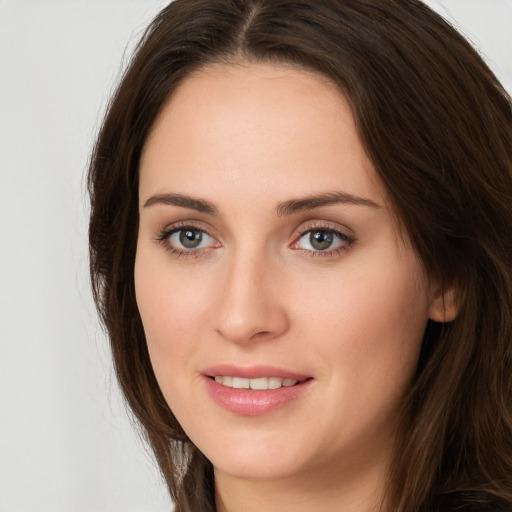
[202,364,311,381]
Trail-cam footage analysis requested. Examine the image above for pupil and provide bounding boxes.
[180,229,202,248]
[310,230,333,250]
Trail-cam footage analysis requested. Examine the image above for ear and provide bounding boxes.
[428,281,461,323]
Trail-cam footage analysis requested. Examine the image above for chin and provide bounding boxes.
[203,435,314,481]
[212,456,304,481]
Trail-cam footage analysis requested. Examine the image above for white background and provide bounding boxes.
[1,1,510,511]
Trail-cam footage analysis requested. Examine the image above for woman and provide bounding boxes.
[88,0,512,510]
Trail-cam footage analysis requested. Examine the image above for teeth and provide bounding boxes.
[249,377,268,390]
[214,376,299,390]
[215,375,232,386]
[268,377,282,389]
[232,377,250,389]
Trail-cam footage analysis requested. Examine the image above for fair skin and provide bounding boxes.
[135,62,453,512]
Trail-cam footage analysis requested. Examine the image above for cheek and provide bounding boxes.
[289,251,430,381]
[341,270,428,343]
[134,258,212,432]
[134,249,209,375]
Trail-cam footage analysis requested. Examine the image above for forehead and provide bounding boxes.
[139,62,387,209]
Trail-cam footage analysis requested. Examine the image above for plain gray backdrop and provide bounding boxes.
[1,1,511,511]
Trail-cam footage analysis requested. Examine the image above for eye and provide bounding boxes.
[157,224,220,255]
[293,227,353,254]
[169,228,212,249]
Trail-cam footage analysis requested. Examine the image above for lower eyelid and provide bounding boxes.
[297,247,350,259]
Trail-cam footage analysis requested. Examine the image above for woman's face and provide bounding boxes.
[135,63,442,484]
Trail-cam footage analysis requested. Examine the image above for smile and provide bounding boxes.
[213,376,301,390]
[203,368,314,416]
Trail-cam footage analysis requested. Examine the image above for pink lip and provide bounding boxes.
[202,364,309,381]
[201,365,314,416]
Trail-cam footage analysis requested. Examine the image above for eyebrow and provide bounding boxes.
[143,191,380,216]
[143,193,218,215]
[275,191,380,216]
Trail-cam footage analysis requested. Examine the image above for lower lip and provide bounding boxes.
[203,376,313,416]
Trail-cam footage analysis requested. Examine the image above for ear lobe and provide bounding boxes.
[428,283,460,323]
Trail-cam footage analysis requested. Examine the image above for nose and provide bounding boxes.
[213,251,289,344]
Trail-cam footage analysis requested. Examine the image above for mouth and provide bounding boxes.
[202,365,314,416]
[209,375,310,390]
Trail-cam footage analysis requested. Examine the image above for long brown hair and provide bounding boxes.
[88,1,512,510]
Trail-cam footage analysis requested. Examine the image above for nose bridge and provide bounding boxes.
[214,244,288,343]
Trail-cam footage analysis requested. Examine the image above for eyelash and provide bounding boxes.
[290,221,355,258]
[156,221,219,259]
[155,221,355,259]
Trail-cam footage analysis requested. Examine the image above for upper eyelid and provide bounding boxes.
[291,220,354,240]
[161,220,220,239]
[293,227,353,247]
